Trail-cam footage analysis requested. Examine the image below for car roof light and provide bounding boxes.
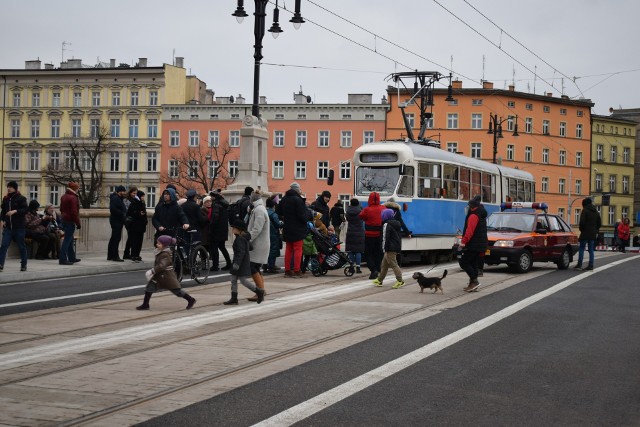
[501,202,548,212]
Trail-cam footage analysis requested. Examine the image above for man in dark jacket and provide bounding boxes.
[310,190,331,228]
[230,186,254,225]
[276,182,311,277]
[107,185,128,261]
[0,181,29,272]
[574,197,601,271]
[372,208,404,288]
[209,192,232,271]
[329,199,345,231]
[181,189,207,242]
[459,196,487,292]
[152,188,189,240]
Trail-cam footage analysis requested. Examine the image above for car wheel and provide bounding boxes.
[556,248,571,270]
[511,250,533,273]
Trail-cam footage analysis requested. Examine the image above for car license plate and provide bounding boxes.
[485,249,490,255]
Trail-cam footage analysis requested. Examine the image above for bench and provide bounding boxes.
[25,235,78,259]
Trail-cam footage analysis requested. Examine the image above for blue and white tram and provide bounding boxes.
[353,141,535,258]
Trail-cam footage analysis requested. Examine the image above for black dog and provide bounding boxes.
[412,269,447,294]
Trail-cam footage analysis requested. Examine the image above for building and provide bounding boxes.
[591,114,636,241]
[386,80,594,223]
[0,57,204,208]
[161,92,389,204]
[610,108,640,229]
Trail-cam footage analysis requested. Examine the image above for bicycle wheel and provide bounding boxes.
[172,249,184,283]
[190,245,210,284]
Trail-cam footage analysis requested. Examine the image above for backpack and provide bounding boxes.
[228,196,249,225]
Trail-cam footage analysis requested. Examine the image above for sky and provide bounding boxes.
[2,0,639,115]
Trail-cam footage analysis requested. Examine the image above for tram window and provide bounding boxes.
[355,166,400,197]
[418,162,442,198]
[508,178,517,202]
[397,166,414,197]
[442,164,458,199]
[471,170,481,200]
[459,167,471,200]
[517,180,525,201]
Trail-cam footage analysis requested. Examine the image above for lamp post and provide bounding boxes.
[488,113,519,164]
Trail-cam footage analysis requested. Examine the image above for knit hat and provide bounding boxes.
[115,185,126,193]
[350,198,360,206]
[203,196,212,204]
[186,189,197,198]
[290,182,301,194]
[244,186,255,196]
[468,195,481,208]
[29,200,40,210]
[7,181,18,191]
[582,197,593,207]
[381,208,395,222]
[166,183,177,191]
[157,235,176,247]
[68,182,80,191]
[231,219,247,231]
[387,197,396,203]
[137,190,145,198]
[321,190,331,198]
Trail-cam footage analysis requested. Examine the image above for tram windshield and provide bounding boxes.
[355,166,400,196]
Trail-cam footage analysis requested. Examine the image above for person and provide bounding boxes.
[613,219,621,251]
[25,200,54,260]
[229,186,254,225]
[181,189,207,243]
[633,234,639,248]
[137,235,196,310]
[277,182,312,278]
[265,197,282,274]
[107,185,128,262]
[384,197,412,237]
[41,204,62,259]
[372,208,404,288]
[200,195,212,256]
[152,187,190,240]
[246,191,270,301]
[301,222,318,274]
[329,199,345,235]
[359,191,385,279]
[127,190,148,262]
[345,198,365,274]
[223,220,265,305]
[459,196,488,292]
[617,217,631,254]
[59,182,81,265]
[122,186,138,260]
[310,190,331,228]
[208,191,232,271]
[0,181,29,272]
[574,197,601,271]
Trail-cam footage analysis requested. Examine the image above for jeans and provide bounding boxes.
[59,221,76,263]
[348,252,362,267]
[108,221,124,260]
[0,227,28,267]
[577,240,595,267]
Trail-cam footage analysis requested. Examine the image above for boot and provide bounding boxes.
[136,292,152,310]
[223,292,238,305]
[255,287,265,304]
[184,294,196,310]
[248,272,266,301]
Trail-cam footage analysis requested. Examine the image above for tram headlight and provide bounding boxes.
[493,240,514,247]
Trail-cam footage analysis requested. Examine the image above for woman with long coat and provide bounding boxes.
[246,192,270,301]
[345,198,365,273]
[127,190,148,262]
[209,192,231,270]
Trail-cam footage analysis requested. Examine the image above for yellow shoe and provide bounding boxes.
[372,278,383,287]
[392,280,405,289]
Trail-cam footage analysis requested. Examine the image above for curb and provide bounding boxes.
[1,261,149,284]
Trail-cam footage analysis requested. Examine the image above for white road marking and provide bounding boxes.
[252,255,640,427]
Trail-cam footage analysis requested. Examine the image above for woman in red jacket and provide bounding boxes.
[359,192,385,280]
[617,217,631,253]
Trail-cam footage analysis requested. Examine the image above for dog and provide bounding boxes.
[412,269,447,294]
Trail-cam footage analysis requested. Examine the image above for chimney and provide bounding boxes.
[215,96,231,104]
[25,60,42,70]
[348,94,372,104]
[482,81,494,89]
[259,96,267,104]
[546,92,553,97]
[175,57,184,68]
[561,94,569,99]
[452,80,463,89]
[508,84,515,91]
[44,63,54,70]
[68,59,82,68]
[138,57,147,67]
[109,59,115,68]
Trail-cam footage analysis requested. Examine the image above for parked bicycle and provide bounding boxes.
[168,229,210,284]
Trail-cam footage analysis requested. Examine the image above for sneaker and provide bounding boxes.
[573,264,583,270]
[465,280,480,292]
[392,280,405,289]
[372,278,383,287]
[582,265,594,271]
[20,266,27,272]
[477,269,484,277]
[356,267,362,274]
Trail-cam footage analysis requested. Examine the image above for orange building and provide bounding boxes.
[386,81,594,223]
[161,93,388,204]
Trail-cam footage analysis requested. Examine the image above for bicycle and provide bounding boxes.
[169,229,210,284]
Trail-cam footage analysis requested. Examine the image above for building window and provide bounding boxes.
[596,144,603,161]
[364,114,374,120]
[622,206,629,219]
[32,92,40,107]
[506,144,514,161]
[543,106,550,113]
[169,160,179,178]
[207,160,219,178]
[31,119,40,138]
[90,119,100,138]
[471,142,481,159]
[364,130,375,144]
[560,108,567,115]
[317,161,329,179]
[275,113,284,120]
[10,119,20,138]
[342,114,352,120]
[29,151,40,171]
[542,120,550,135]
[575,179,582,195]
[447,113,458,129]
[595,174,602,192]
[52,92,61,107]
[146,187,157,208]
[577,110,583,117]
[623,147,630,164]
[296,130,307,147]
[112,91,120,106]
[341,130,352,148]
[559,122,566,137]
[111,119,120,138]
[129,152,139,173]
[189,130,200,147]
[609,175,617,193]
[49,151,60,170]
[12,92,20,107]
[49,185,60,206]
[321,114,330,120]
[149,91,158,106]
[525,103,533,110]
[541,177,549,193]
[608,207,615,225]
[230,130,240,147]
[297,114,307,120]
[471,113,483,129]
[575,152,582,167]
[542,148,549,164]
[143,118,157,138]
[170,130,180,147]
[340,161,351,180]
[229,160,238,178]
[507,101,515,108]
[191,114,199,120]
[295,161,306,179]
[9,151,20,171]
[147,151,157,172]
[610,146,617,163]
[407,113,415,128]
[573,208,581,226]
[51,119,60,138]
[130,91,139,106]
[209,130,219,147]
[472,99,483,106]
[524,146,532,162]
[274,130,284,147]
[129,119,139,138]
[28,185,38,201]
[622,176,630,193]
[525,117,533,133]
[210,114,218,119]
[507,116,515,132]
[424,116,434,129]
[64,151,77,169]
[318,130,329,147]
[558,178,566,194]
[72,119,82,138]
[576,124,583,138]
[447,142,458,153]
[110,152,120,172]
[559,150,566,165]
[273,160,284,179]
[557,207,565,219]
[92,91,100,106]
[187,160,197,178]
[73,92,82,107]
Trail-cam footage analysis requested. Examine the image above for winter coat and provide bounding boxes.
[578,204,601,241]
[247,199,270,264]
[359,192,385,238]
[384,201,411,236]
[231,231,252,277]
[618,222,630,241]
[109,192,127,226]
[310,195,330,227]
[303,233,318,256]
[25,211,47,235]
[381,219,402,253]
[60,189,80,227]
[1,191,28,230]
[209,196,230,242]
[150,249,181,290]
[462,206,488,252]
[267,207,283,251]
[345,205,365,253]
[277,189,311,242]
[152,188,188,233]
[126,197,148,234]
[182,199,207,231]
[200,206,211,245]
[329,202,345,229]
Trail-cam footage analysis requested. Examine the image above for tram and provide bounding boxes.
[353,140,535,261]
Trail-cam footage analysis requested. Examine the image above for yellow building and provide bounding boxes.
[591,115,636,242]
[0,57,204,207]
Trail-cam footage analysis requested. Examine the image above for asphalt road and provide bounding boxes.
[138,254,640,427]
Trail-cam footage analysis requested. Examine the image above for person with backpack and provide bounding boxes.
[228,186,254,226]
[372,208,404,289]
[209,192,232,271]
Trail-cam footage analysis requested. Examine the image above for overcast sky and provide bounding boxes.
[2,0,639,115]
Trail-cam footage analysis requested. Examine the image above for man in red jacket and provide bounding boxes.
[59,182,81,265]
[359,192,385,279]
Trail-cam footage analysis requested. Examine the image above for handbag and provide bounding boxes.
[124,216,134,227]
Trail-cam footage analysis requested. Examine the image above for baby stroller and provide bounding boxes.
[307,227,355,277]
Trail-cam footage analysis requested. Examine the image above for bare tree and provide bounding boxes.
[43,125,109,208]
[160,139,236,195]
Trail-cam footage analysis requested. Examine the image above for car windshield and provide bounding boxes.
[487,213,536,232]
[355,166,399,197]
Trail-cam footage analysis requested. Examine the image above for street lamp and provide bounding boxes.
[488,113,519,164]
[126,139,147,188]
